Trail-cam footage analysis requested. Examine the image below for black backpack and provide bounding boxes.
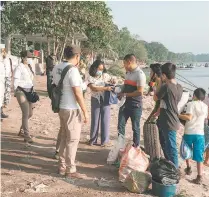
[51,65,72,113]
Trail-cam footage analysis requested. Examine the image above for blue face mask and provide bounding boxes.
[96,70,103,76]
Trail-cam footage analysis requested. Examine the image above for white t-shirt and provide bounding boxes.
[184,101,208,135]
[13,63,34,90]
[52,62,82,110]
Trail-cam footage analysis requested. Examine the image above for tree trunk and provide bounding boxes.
[59,33,68,62]
[47,37,50,55]
[5,35,11,55]
[55,43,60,56]
[24,37,27,51]
[53,37,56,55]
[55,36,59,56]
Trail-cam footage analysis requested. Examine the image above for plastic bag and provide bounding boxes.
[117,96,126,108]
[119,144,149,182]
[204,124,209,150]
[180,138,193,160]
[107,134,125,165]
[123,171,151,194]
[178,91,190,113]
[150,158,180,185]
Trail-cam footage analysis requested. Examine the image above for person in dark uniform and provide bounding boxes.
[46,53,56,98]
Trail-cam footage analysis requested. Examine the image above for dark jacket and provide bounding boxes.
[46,55,54,72]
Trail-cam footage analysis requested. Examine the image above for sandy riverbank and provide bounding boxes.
[1,75,209,197]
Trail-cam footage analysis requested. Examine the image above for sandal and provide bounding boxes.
[18,129,24,137]
[66,172,87,179]
[58,167,66,176]
[54,151,59,160]
[101,142,112,148]
[24,135,34,143]
[192,175,203,185]
[185,166,192,175]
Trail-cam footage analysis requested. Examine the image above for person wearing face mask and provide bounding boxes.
[52,45,88,179]
[14,51,35,143]
[87,60,115,147]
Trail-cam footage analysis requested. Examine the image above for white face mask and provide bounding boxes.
[27,58,33,65]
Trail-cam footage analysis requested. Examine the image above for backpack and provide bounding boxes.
[51,65,72,113]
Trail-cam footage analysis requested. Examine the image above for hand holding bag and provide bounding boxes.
[104,84,118,105]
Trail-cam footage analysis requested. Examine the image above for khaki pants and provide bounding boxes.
[59,109,81,173]
[16,90,33,136]
[56,126,62,151]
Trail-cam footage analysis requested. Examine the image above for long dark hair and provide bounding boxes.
[150,63,162,78]
[148,63,162,93]
[89,60,107,77]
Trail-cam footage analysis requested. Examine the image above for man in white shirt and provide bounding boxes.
[52,45,88,179]
[2,49,12,117]
[179,88,208,184]
[0,47,11,119]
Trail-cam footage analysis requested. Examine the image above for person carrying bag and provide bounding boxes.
[14,51,39,143]
[51,65,72,113]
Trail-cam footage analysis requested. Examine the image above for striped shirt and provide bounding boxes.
[123,66,146,108]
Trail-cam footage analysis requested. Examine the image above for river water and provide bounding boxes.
[176,67,209,94]
[143,67,209,95]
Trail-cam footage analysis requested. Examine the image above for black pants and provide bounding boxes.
[46,71,53,99]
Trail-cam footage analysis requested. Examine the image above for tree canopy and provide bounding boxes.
[1,1,209,63]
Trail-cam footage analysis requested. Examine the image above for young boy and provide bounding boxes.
[154,63,183,168]
[179,88,208,184]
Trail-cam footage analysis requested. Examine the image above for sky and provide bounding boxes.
[106,1,209,54]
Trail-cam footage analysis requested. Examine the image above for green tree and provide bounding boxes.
[1,1,115,58]
[144,41,168,62]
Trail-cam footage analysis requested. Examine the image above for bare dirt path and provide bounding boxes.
[1,76,209,197]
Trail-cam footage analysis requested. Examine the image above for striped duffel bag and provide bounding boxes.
[143,121,163,161]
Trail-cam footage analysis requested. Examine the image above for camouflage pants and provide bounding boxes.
[4,77,11,106]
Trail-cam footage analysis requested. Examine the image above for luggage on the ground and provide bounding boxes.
[123,171,152,194]
[119,144,149,182]
[143,121,163,161]
[150,158,180,185]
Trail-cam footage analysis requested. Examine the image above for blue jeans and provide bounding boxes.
[157,118,169,159]
[162,130,178,168]
[118,106,142,147]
